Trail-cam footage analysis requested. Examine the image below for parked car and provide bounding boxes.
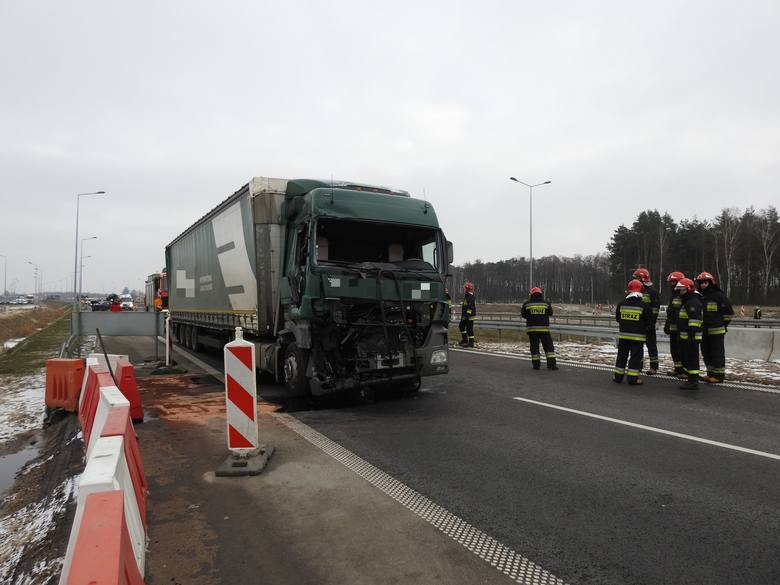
[90,298,109,311]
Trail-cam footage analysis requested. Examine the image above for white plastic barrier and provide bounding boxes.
[86,386,130,458]
[59,435,146,584]
[88,352,130,373]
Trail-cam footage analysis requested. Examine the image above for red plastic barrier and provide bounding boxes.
[101,406,148,529]
[115,360,143,423]
[45,359,85,412]
[79,366,115,449]
[66,491,144,585]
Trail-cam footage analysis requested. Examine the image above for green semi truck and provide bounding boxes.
[166,177,452,396]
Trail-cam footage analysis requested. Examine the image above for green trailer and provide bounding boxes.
[166,177,453,396]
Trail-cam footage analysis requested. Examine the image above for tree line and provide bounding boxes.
[451,206,780,306]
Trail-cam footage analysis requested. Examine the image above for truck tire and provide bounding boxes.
[282,342,310,396]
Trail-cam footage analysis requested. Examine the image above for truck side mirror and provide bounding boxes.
[446,241,454,265]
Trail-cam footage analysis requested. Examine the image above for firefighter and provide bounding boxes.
[521,287,557,370]
[444,287,453,323]
[663,271,686,377]
[632,268,661,374]
[676,277,703,390]
[696,272,734,382]
[458,281,477,347]
[614,279,653,385]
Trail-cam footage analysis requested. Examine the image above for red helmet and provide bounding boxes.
[530,287,542,296]
[632,268,650,283]
[675,277,695,293]
[666,271,685,283]
[626,280,644,293]
[696,272,716,284]
[464,281,474,294]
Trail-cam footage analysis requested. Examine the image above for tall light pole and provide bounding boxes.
[73,191,106,311]
[80,256,92,298]
[0,254,6,312]
[509,177,551,290]
[27,261,38,302]
[79,237,97,302]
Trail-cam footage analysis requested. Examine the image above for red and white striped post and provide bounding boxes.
[224,326,257,451]
[216,327,273,476]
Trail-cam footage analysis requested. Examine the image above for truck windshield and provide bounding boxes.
[315,219,440,271]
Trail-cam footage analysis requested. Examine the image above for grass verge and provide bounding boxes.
[0,313,72,376]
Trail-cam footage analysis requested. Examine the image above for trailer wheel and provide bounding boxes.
[283,342,310,396]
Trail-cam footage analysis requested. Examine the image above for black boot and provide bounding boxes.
[468,340,475,348]
[547,361,558,370]
[679,376,699,390]
[532,360,541,370]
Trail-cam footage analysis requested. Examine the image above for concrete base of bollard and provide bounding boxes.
[215,445,275,477]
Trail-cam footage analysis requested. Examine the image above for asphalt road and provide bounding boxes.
[294,350,779,585]
[126,339,780,585]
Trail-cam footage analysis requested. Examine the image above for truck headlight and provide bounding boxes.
[430,349,448,364]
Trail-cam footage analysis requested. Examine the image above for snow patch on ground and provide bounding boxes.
[0,373,45,446]
[0,476,74,583]
[466,340,780,386]
[2,338,26,351]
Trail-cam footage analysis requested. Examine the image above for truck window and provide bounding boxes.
[315,219,439,271]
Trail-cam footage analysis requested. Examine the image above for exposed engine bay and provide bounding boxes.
[307,298,447,392]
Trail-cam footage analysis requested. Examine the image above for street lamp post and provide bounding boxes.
[509,177,551,290]
[27,261,38,303]
[0,254,6,312]
[73,191,106,311]
[79,237,97,303]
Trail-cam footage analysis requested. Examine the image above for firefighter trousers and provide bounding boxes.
[459,318,475,345]
[701,333,726,381]
[645,327,659,371]
[528,332,556,369]
[614,339,644,384]
[668,332,683,373]
[681,338,701,383]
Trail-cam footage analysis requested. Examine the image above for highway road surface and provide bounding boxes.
[111,337,780,585]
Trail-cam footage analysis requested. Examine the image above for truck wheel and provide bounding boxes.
[283,342,310,396]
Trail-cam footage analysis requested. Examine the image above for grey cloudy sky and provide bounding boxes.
[1,1,779,294]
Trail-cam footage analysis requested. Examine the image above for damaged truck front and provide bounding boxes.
[166,177,452,397]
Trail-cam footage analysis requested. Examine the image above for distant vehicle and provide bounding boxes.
[119,294,134,311]
[145,272,168,311]
[24,294,34,304]
[90,298,109,311]
[13,296,27,305]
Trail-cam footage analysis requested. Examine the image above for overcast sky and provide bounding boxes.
[1,1,779,294]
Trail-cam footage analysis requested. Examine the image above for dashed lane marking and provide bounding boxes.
[274,412,567,585]
[512,396,780,461]
[451,347,780,395]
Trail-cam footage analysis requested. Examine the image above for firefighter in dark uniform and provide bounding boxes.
[613,279,653,385]
[696,272,734,382]
[664,271,686,377]
[676,277,703,389]
[521,287,557,370]
[458,281,477,347]
[632,268,661,374]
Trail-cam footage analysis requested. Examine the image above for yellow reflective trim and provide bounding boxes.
[619,334,646,341]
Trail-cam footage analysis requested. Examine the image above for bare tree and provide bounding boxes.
[715,208,741,296]
[756,206,780,301]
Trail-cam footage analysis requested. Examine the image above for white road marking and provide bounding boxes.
[451,347,780,395]
[512,396,780,461]
[275,412,566,585]
[161,338,225,381]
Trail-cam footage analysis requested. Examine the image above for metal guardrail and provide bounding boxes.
[479,313,780,329]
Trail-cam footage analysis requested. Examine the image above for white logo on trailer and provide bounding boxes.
[212,201,257,311]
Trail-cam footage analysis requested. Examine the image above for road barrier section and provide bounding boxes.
[65,491,144,585]
[45,358,85,412]
[56,359,149,584]
[115,359,144,423]
[59,435,146,584]
[101,405,148,529]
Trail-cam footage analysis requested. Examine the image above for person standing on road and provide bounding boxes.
[459,281,477,347]
[664,271,686,377]
[754,306,762,327]
[696,272,734,382]
[676,277,703,390]
[632,268,661,374]
[521,287,557,370]
[613,280,653,386]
